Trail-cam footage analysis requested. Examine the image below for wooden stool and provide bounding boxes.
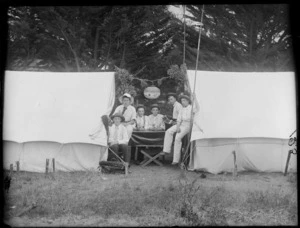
[139,146,164,167]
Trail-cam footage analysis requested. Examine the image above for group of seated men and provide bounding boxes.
[90,92,194,166]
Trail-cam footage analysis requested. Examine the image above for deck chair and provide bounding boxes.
[99,147,129,175]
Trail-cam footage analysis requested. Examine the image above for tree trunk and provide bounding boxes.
[59,27,81,72]
[99,23,113,70]
[93,27,100,61]
[249,18,254,56]
[72,50,81,72]
[120,42,126,68]
[57,51,71,71]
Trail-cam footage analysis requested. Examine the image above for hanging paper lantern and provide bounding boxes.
[144,86,161,99]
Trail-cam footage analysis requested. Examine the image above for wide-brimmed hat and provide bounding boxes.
[136,104,146,111]
[111,113,125,122]
[119,93,134,104]
[179,94,191,103]
[122,93,132,99]
[151,103,160,110]
[166,92,177,100]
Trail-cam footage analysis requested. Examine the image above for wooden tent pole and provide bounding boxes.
[284,150,292,176]
[45,159,49,176]
[181,5,205,167]
[52,158,55,173]
[183,5,186,64]
[232,151,237,177]
[16,161,20,173]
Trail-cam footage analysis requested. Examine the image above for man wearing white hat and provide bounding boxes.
[112,93,136,139]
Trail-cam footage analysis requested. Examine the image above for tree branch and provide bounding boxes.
[103,23,113,68]
[133,66,146,76]
[57,23,81,72]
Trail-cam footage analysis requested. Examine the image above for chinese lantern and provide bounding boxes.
[144,86,161,99]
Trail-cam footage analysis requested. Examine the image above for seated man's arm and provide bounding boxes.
[118,126,129,144]
[176,110,183,133]
[130,106,137,125]
[108,127,115,146]
[160,116,166,130]
[144,116,150,130]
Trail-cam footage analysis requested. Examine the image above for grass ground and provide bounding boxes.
[4,164,298,226]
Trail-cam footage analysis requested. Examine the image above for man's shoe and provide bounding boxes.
[171,162,178,165]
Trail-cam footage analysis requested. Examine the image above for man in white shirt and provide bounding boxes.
[134,105,149,130]
[148,104,165,131]
[108,113,130,163]
[113,93,136,139]
[163,93,182,125]
[161,94,193,165]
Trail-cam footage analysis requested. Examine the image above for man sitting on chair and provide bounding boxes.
[148,104,165,131]
[163,92,183,125]
[108,113,130,163]
[112,93,136,139]
[161,94,193,165]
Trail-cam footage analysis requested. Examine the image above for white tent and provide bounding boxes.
[3,71,115,172]
[187,70,297,174]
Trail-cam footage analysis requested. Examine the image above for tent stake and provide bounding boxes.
[232,151,237,177]
[284,150,292,176]
[16,161,20,173]
[45,159,49,175]
[52,158,55,173]
[124,162,129,176]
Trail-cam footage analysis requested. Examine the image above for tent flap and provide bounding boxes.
[3,141,108,172]
[188,138,297,174]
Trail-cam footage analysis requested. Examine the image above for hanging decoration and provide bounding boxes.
[115,65,185,90]
[143,85,161,99]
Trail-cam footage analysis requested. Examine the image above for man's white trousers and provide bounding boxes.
[163,121,191,163]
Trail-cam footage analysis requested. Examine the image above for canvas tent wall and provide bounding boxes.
[3,71,115,172]
[186,70,297,174]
